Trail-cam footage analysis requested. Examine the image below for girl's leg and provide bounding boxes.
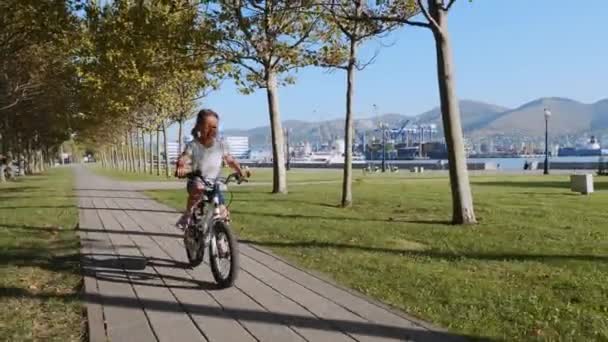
[176,178,204,229]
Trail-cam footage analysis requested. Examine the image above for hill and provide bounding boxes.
[223,97,608,146]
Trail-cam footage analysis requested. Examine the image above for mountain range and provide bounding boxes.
[223,97,608,147]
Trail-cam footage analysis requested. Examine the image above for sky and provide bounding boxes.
[170,0,608,136]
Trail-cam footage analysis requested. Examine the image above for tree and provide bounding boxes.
[317,0,401,207]
[167,70,220,155]
[75,0,222,174]
[364,0,477,224]
[0,0,82,179]
[213,0,325,194]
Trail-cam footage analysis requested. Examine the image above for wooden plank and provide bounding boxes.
[190,265,306,342]
[236,265,356,342]
[75,167,462,342]
[120,208,257,342]
[239,245,466,341]
[89,200,158,342]
[100,206,205,342]
[79,208,108,342]
[240,243,422,325]
[131,208,306,342]
[139,199,453,341]
[240,254,425,342]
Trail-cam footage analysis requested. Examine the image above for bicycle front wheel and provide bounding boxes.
[209,220,239,288]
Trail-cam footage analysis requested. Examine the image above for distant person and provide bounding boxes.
[174,109,250,229]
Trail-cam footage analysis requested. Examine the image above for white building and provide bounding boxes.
[332,139,345,154]
[224,136,250,159]
[166,141,180,163]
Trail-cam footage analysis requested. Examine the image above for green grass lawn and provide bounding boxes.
[0,168,82,341]
[148,173,608,341]
[90,164,178,182]
[91,163,448,184]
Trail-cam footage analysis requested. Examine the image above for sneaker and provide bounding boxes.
[175,212,191,230]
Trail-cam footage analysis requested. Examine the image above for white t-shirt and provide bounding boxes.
[184,139,229,180]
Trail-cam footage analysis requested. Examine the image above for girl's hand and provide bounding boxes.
[175,158,187,178]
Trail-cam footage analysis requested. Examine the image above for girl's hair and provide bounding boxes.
[191,109,219,139]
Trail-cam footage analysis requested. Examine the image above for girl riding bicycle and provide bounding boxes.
[174,109,249,229]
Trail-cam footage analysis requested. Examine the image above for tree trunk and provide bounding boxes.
[156,129,161,176]
[121,139,127,172]
[162,122,170,178]
[139,130,144,172]
[142,130,148,173]
[33,149,39,173]
[25,141,33,175]
[38,150,44,173]
[17,136,25,176]
[149,131,154,175]
[31,147,37,174]
[341,38,358,208]
[109,145,115,168]
[129,131,136,172]
[114,145,119,169]
[112,145,118,169]
[0,164,6,183]
[178,119,184,155]
[135,128,141,173]
[430,0,476,224]
[125,132,131,172]
[41,148,47,169]
[265,70,287,194]
[100,149,106,168]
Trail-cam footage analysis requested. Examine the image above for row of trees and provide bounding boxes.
[1,0,476,225]
[0,0,82,181]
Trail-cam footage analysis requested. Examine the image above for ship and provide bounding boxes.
[557,136,608,157]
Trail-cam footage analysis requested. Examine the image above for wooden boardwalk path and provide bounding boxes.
[75,167,471,342]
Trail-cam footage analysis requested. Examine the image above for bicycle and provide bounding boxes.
[183,170,247,288]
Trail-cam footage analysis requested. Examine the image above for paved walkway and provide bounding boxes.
[76,167,471,342]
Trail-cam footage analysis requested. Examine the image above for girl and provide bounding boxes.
[174,109,248,229]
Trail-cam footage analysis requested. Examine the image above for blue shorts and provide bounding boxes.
[187,177,225,204]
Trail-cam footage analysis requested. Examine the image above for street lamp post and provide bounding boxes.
[544,108,551,175]
[285,128,291,171]
[377,122,388,172]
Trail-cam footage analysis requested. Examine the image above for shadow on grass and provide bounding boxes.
[0,205,74,210]
[1,195,151,201]
[0,249,81,273]
[0,247,218,290]
[475,180,608,191]
[0,223,183,238]
[517,191,580,197]
[0,185,42,194]
[231,209,450,225]
[231,197,340,208]
[240,239,608,263]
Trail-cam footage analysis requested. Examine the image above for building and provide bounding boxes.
[224,136,250,159]
[166,141,180,163]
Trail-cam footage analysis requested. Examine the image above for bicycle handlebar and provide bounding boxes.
[186,170,249,186]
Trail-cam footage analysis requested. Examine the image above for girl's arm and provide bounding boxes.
[175,144,193,178]
[224,154,248,178]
